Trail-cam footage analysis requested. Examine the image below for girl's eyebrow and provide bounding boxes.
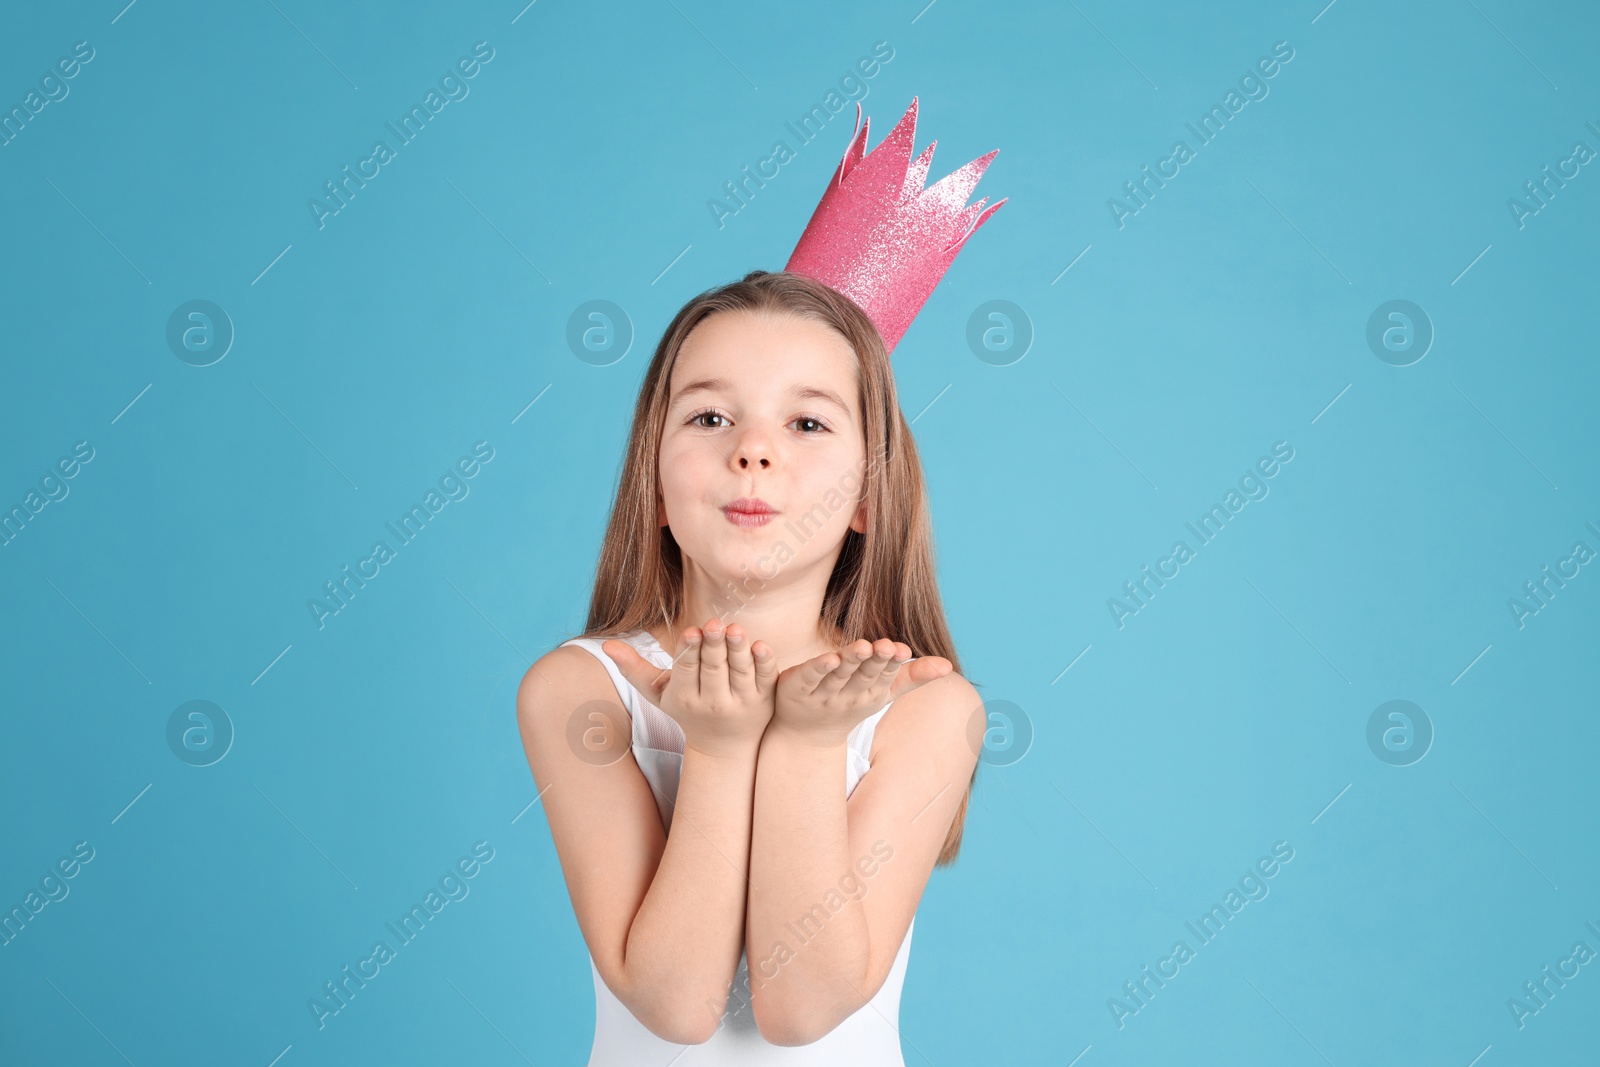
[672,377,851,414]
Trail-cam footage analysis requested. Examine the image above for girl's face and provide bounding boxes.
[658,309,868,589]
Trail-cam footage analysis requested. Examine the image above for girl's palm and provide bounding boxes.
[774,638,952,743]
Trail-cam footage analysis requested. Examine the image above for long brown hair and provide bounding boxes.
[574,269,977,866]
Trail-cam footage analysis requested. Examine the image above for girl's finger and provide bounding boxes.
[602,639,668,703]
[751,639,778,693]
[888,655,954,701]
[840,638,899,695]
[814,639,873,698]
[699,618,728,692]
[724,623,755,695]
[794,651,842,695]
[672,626,703,694]
[886,643,915,684]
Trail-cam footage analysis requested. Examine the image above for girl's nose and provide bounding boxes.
[733,430,772,470]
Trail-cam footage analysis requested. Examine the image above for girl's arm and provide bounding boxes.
[517,626,772,1044]
[746,643,981,1045]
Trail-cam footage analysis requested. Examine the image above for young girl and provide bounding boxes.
[517,269,983,1062]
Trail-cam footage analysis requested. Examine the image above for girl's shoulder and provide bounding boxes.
[517,635,634,727]
[869,668,983,763]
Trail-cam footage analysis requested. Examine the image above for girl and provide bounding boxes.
[517,269,982,1064]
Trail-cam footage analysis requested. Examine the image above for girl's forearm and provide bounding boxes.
[746,726,870,1045]
[621,744,758,1043]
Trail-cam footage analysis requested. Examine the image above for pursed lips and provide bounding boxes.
[722,498,776,527]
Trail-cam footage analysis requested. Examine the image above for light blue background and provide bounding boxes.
[2,1,1596,1064]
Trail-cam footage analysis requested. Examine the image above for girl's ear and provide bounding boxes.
[657,495,668,527]
[850,501,866,534]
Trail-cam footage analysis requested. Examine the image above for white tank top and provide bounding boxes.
[559,629,914,1065]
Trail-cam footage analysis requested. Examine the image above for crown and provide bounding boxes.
[784,95,1006,355]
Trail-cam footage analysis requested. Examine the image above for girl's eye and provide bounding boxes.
[684,410,831,434]
[687,409,729,429]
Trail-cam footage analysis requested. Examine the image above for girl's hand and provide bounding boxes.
[603,619,778,759]
[771,638,953,746]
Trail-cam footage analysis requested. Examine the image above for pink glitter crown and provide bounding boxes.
[784,95,1006,355]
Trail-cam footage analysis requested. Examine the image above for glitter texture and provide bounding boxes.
[784,95,1006,355]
